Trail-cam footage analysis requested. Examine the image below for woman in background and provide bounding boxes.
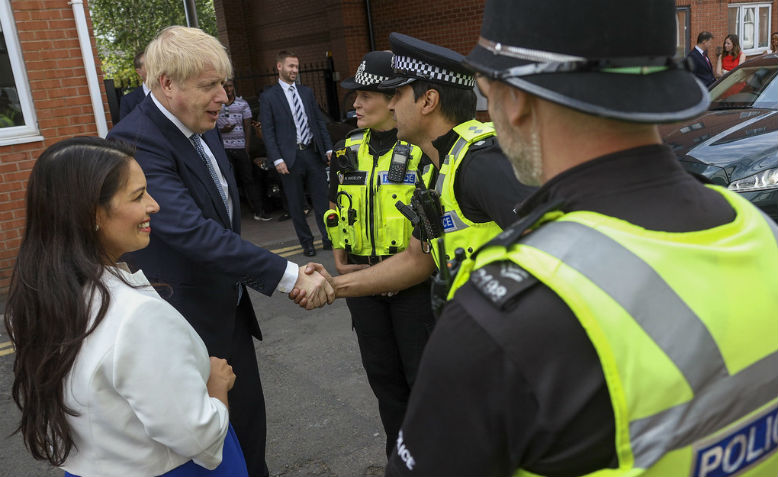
[715,33,747,78]
[4,137,247,477]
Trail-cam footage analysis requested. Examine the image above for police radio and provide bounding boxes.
[386,143,411,183]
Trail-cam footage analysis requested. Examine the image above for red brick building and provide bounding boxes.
[0,0,110,292]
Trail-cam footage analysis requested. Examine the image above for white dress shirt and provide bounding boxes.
[61,266,229,476]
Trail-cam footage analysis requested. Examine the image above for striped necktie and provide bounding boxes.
[289,85,312,145]
[190,134,230,216]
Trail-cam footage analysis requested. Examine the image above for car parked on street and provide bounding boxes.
[660,53,778,221]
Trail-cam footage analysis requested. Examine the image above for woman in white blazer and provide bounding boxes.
[5,137,247,477]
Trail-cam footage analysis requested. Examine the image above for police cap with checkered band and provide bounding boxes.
[464,0,709,123]
[380,33,476,90]
[341,51,395,91]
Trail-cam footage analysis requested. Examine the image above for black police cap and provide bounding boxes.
[341,51,395,91]
[380,33,475,90]
[464,0,709,123]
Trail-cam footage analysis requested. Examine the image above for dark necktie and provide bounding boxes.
[190,134,230,216]
[289,85,312,145]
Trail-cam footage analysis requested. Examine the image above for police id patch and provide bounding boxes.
[339,171,368,186]
[470,261,538,310]
[691,400,778,477]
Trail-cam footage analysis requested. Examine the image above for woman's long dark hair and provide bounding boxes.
[724,33,742,58]
[4,137,135,466]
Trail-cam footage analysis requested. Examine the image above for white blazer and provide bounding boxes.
[61,266,229,477]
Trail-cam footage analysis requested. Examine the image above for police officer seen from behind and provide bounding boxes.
[325,51,435,458]
[294,34,535,309]
[385,1,778,476]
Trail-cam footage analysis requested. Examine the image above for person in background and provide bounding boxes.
[259,50,333,257]
[118,50,149,121]
[715,33,747,78]
[218,78,271,221]
[327,50,436,458]
[108,26,333,477]
[688,31,716,86]
[384,0,778,475]
[4,137,248,477]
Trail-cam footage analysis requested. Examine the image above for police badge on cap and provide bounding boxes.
[464,0,709,123]
[341,51,394,91]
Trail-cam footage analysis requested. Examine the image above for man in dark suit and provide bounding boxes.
[259,51,333,257]
[108,26,333,477]
[118,51,148,121]
[688,31,716,87]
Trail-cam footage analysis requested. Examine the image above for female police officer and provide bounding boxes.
[326,51,435,458]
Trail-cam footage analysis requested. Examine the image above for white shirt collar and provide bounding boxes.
[142,83,150,95]
[695,45,705,54]
[278,78,296,93]
[150,92,196,139]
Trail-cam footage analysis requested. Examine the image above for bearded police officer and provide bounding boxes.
[294,33,534,310]
[385,1,778,476]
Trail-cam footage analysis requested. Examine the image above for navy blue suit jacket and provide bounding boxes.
[688,48,716,87]
[118,86,146,122]
[259,82,333,168]
[107,94,288,356]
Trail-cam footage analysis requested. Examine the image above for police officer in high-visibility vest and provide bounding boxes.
[324,50,436,458]
[294,34,534,308]
[384,1,778,476]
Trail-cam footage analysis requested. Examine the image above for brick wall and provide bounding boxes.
[0,0,110,293]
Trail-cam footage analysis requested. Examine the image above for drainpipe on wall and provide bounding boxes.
[70,0,109,137]
[365,0,375,51]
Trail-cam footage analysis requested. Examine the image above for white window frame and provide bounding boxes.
[0,0,42,146]
[728,2,773,55]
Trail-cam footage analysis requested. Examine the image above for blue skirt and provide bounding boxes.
[65,424,248,477]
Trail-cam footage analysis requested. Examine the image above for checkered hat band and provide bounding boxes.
[391,55,475,88]
[354,70,389,86]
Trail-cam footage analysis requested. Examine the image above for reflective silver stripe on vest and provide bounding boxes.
[435,137,469,193]
[630,351,778,467]
[522,220,729,391]
[521,220,778,467]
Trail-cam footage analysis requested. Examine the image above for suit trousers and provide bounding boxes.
[228,293,269,477]
[279,147,330,248]
[346,280,435,457]
[225,148,266,215]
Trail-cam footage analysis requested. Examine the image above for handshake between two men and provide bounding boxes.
[289,262,336,309]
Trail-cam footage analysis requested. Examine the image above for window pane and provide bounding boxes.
[758,7,769,48]
[0,29,25,129]
[743,8,755,49]
[728,7,739,38]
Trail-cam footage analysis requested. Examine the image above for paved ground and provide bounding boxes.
[0,208,387,477]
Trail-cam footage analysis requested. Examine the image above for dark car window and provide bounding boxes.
[710,65,778,110]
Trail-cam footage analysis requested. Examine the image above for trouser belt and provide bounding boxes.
[348,254,392,266]
[297,142,312,150]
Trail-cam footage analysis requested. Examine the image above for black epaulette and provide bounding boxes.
[469,260,538,310]
[467,198,566,310]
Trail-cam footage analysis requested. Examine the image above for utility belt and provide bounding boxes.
[347,254,392,265]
